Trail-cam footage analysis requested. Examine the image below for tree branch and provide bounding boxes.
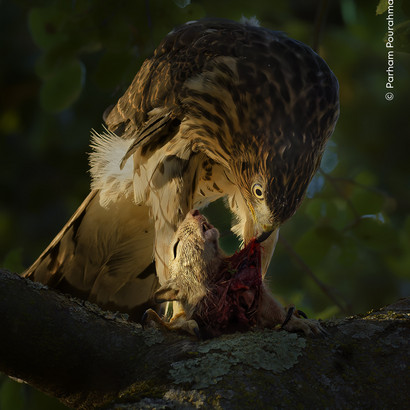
[0,269,409,409]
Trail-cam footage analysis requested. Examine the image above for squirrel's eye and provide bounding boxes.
[252,183,264,199]
[173,240,180,258]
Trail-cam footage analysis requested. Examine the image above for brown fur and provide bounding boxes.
[145,210,325,337]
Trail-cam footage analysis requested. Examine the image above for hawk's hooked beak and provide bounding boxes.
[247,200,275,243]
[256,229,275,243]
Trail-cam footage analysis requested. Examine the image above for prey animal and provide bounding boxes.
[144,210,325,338]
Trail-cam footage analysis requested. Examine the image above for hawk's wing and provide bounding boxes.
[23,191,159,320]
[104,18,282,156]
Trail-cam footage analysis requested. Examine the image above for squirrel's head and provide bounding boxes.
[154,210,222,310]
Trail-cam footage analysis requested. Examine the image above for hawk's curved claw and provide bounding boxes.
[279,305,328,337]
[281,306,295,329]
[296,309,308,319]
[141,310,148,329]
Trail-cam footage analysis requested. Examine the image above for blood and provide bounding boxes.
[194,239,262,338]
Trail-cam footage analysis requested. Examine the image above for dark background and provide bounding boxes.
[1,0,409,407]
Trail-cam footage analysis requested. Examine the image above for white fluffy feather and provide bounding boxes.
[89,128,135,207]
[240,15,260,27]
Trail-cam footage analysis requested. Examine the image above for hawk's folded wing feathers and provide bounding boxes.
[120,110,181,169]
[24,191,159,319]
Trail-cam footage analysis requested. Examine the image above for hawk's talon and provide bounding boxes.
[281,306,295,328]
[277,305,327,337]
[141,310,148,329]
[296,309,308,319]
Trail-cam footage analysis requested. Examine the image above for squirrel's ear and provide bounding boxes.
[154,284,180,303]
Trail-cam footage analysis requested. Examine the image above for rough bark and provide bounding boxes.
[0,268,409,409]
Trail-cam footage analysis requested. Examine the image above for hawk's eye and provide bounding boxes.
[173,240,180,259]
[252,183,264,199]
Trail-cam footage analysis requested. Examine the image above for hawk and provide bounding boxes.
[24,18,339,320]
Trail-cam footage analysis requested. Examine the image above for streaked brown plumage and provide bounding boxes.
[24,18,339,320]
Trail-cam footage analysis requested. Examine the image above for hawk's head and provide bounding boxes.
[182,25,339,240]
[230,128,333,239]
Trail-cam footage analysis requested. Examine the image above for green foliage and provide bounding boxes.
[0,377,66,410]
[376,0,389,15]
[0,378,25,410]
[393,20,410,52]
[39,58,85,112]
[377,0,410,53]
[1,248,25,273]
[17,0,210,112]
[1,0,409,404]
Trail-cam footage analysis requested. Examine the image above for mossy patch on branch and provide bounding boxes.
[170,329,306,389]
[142,328,165,346]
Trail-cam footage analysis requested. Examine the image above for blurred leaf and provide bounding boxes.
[350,185,385,215]
[0,378,67,410]
[352,217,398,252]
[320,142,339,173]
[0,378,25,410]
[305,198,350,230]
[29,384,68,410]
[39,59,85,112]
[174,0,191,8]
[376,0,388,15]
[98,19,133,53]
[295,226,340,266]
[93,51,137,89]
[340,0,357,25]
[304,198,328,220]
[354,171,378,186]
[387,216,410,278]
[1,248,24,273]
[0,109,21,134]
[317,304,340,320]
[28,7,67,50]
[338,236,358,266]
[306,174,325,198]
[394,20,410,52]
[388,250,410,279]
[35,48,74,79]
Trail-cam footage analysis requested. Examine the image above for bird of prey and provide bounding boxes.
[24,18,339,320]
